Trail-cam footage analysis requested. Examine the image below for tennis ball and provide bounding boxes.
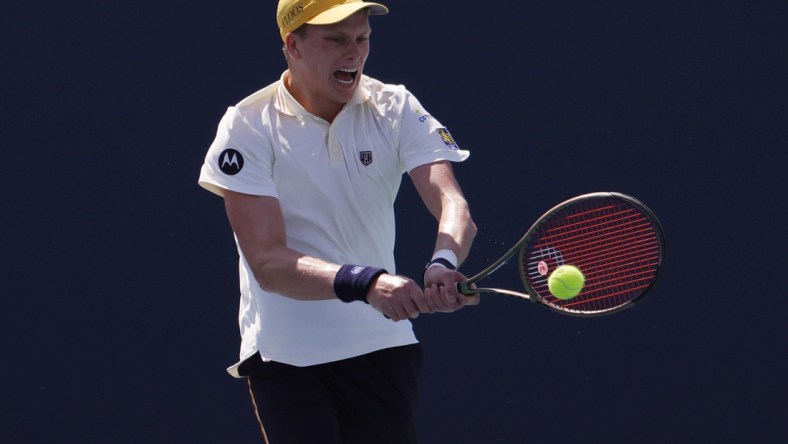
[548,265,585,300]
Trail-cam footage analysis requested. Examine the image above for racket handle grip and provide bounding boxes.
[456,281,475,295]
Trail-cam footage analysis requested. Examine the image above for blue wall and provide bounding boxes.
[3,1,785,442]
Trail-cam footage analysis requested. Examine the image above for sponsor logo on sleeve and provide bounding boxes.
[415,108,432,122]
[218,149,244,175]
[437,128,459,150]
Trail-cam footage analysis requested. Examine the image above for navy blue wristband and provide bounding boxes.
[333,264,387,303]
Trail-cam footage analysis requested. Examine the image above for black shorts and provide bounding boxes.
[241,344,423,444]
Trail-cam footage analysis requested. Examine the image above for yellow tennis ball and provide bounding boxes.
[548,265,585,300]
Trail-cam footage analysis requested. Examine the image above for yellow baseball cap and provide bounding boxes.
[277,0,389,41]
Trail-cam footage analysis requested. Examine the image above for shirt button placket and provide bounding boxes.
[328,129,342,163]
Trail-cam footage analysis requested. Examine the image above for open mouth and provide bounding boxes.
[334,68,358,85]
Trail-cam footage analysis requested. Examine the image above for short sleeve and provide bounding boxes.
[396,91,470,173]
[198,107,278,198]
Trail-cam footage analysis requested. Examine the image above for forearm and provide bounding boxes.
[434,195,476,265]
[243,246,341,300]
[423,194,481,310]
[246,244,425,320]
[410,162,477,265]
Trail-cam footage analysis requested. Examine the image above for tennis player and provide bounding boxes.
[198,1,478,442]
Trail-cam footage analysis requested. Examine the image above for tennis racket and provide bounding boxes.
[457,192,665,317]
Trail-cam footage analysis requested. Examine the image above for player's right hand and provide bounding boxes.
[367,274,432,321]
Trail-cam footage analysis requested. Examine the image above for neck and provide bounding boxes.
[284,71,344,123]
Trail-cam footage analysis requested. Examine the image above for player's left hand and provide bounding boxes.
[422,266,480,313]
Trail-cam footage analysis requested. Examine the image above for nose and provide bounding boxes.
[345,40,366,59]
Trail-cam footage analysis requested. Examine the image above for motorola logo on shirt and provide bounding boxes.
[219,149,244,175]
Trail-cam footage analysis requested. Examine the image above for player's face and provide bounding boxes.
[288,11,371,118]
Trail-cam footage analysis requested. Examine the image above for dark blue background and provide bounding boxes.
[3,1,786,442]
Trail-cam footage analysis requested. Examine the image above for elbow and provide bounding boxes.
[468,218,478,241]
[244,251,283,294]
[251,262,275,293]
[256,273,277,293]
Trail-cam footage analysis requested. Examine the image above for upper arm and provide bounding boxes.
[223,189,287,266]
[409,161,476,263]
[409,161,467,220]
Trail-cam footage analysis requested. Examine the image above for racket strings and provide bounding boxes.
[534,220,657,269]
[523,200,662,314]
[534,216,659,279]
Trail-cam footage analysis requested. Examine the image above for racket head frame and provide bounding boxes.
[458,192,666,317]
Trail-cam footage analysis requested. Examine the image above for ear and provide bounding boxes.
[284,33,302,60]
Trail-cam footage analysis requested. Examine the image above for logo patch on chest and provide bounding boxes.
[359,150,373,166]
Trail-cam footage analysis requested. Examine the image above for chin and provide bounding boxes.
[332,85,357,103]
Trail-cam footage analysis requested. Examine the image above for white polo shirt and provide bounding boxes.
[199,72,469,374]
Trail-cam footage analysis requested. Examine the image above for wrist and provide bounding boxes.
[427,249,458,270]
[333,264,387,304]
[422,249,458,285]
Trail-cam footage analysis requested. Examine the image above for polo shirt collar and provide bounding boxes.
[274,70,370,119]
